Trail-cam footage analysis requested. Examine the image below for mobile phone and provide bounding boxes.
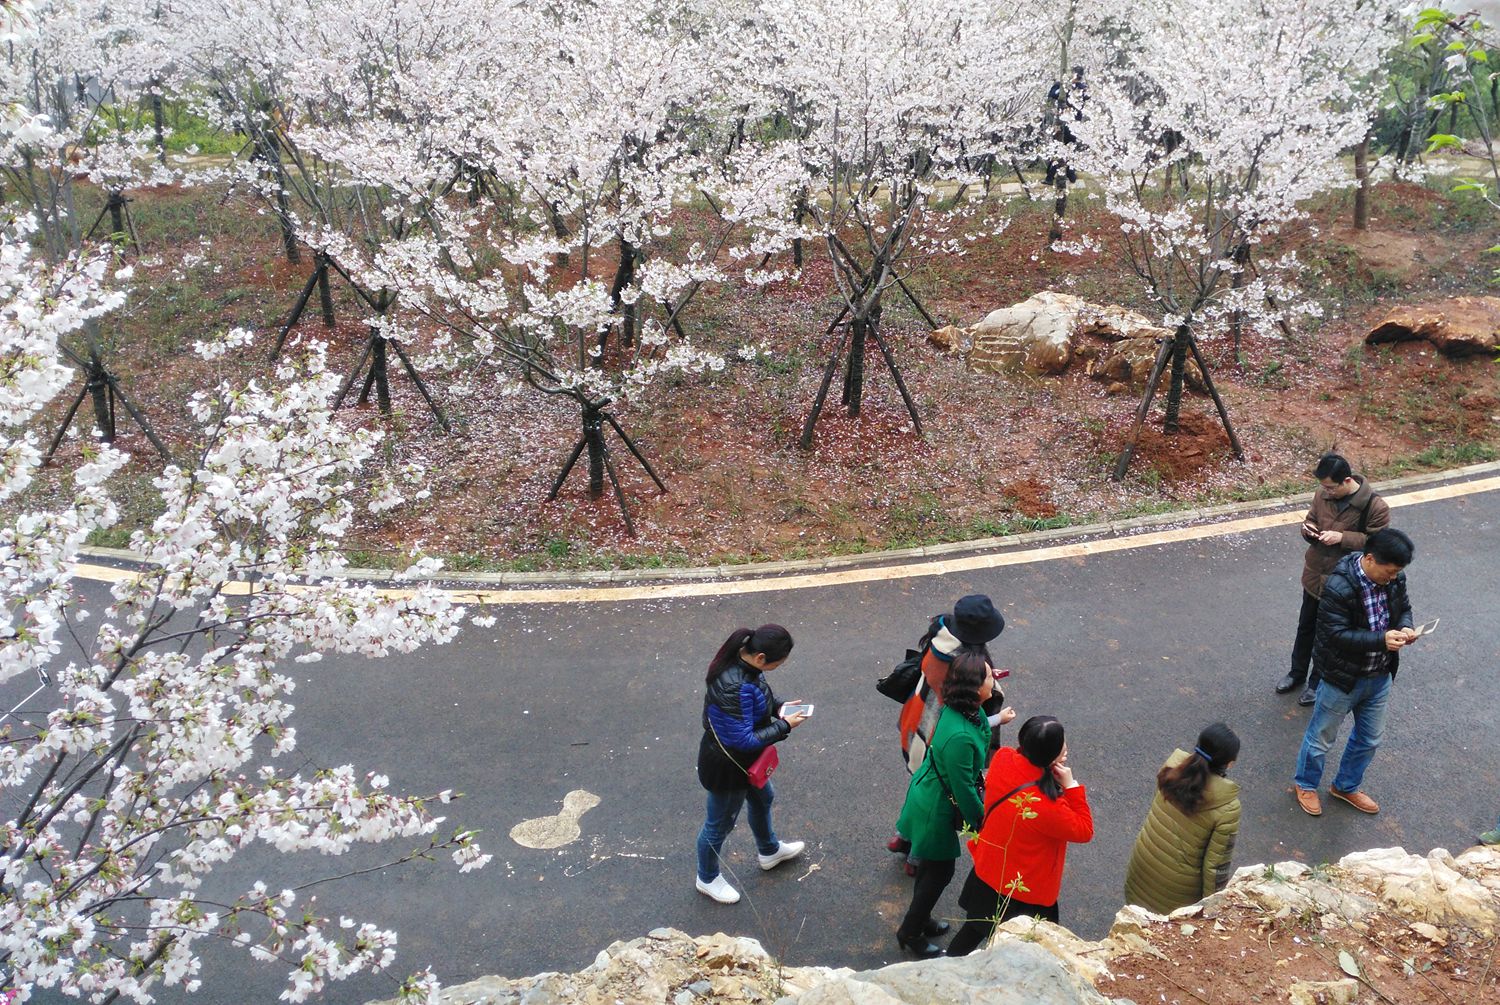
[782,703,814,718]
[1413,618,1439,637]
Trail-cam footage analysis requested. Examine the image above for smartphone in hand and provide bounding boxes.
[782,703,814,718]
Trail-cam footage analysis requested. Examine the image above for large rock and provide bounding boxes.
[1337,846,1500,935]
[368,845,1500,1005]
[969,291,1087,375]
[965,291,1204,391]
[793,940,1115,1005]
[1366,296,1500,357]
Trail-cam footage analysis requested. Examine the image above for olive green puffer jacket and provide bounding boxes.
[1123,750,1240,915]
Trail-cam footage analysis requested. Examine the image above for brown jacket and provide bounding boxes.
[1300,476,1388,597]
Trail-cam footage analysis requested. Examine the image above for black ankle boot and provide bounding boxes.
[921,918,951,938]
[896,930,943,958]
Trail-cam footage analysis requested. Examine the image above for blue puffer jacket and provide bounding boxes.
[697,660,790,792]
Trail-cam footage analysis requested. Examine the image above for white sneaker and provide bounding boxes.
[696,875,740,904]
[757,840,805,871]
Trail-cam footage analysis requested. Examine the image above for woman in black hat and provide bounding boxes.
[889,595,1008,869]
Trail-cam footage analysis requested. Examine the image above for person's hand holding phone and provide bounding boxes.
[781,700,811,728]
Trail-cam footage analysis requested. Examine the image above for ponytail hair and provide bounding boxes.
[1017,715,1066,801]
[706,624,794,684]
[1158,722,1240,814]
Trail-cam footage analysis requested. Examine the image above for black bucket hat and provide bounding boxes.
[951,594,1005,645]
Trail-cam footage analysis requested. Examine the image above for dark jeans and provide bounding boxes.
[946,867,1060,956]
[1290,589,1322,688]
[898,857,956,940]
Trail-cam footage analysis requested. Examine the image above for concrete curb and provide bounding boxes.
[75,460,1500,591]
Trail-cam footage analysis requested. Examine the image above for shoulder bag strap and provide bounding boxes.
[979,781,1039,830]
[707,718,754,780]
[1356,492,1380,536]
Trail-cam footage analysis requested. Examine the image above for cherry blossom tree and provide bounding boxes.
[0,0,174,457]
[1067,0,1400,479]
[306,0,803,530]
[746,0,1058,448]
[0,11,487,997]
[0,215,485,1000]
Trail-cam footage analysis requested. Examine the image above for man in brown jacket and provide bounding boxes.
[1275,453,1389,706]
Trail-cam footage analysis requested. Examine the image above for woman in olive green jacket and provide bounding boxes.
[1124,724,1241,915]
[894,652,1014,957]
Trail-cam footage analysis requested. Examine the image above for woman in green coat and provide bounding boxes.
[1124,723,1242,915]
[894,652,1015,957]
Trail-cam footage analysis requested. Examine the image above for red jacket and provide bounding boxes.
[967,747,1094,908]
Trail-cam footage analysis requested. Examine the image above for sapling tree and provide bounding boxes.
[1418,7,1500,277]
[751,0,1056,448]
[0,201,486,1000]
[1067,0,1398,479]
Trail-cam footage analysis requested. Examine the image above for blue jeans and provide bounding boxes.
[1295,673,1391,793]
[696,783,779,883]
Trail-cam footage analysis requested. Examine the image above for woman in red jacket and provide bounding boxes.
[945,715,1094,956]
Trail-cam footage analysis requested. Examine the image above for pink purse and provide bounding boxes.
[745,745,779,788]
[710,723,779,789]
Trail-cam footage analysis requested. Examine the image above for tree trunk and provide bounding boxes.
[316,254,334,325]
[548,201,571,270]
[608,235,637,348]
[1353,136,1370,231]
[792,193,808,267]
[108,194,126,242]
[149,83,167,166]
[584,406,605,499]
[1162,323,1191,433]
[842,313,868,415]
[1048,172,1068,245]
[276,184,301,265]
[1228,242,1250,357]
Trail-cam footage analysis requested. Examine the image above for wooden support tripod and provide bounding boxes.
[545,403,666,538]
[268,250,337,361]
[44,341,170,464]
[798,274,934,450]
[1110,323,1245,481]
[84,190,143,255]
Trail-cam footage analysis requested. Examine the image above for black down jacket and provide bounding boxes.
[1313,553,1414,694]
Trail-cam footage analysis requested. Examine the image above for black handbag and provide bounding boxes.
[876,648,923,702]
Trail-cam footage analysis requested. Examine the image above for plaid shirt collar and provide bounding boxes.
[1353,557,1391,672]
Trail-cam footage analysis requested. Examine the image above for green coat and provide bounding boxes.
[1123,750,1241,915]
[896,705,989,861]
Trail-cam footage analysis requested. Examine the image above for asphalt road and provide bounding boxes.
[9,479,1500,1004]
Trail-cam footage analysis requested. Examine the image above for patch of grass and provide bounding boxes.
[85,527,134,549]
[1380,441,1499,476]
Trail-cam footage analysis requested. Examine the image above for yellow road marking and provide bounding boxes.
[68,474,1500,606]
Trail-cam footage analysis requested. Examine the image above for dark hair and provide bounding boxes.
[706,624,793,684]
[1314,452,1352,483]
[1365,527,1414,568]
[1158,722,1240,814]
[1017,716,1066,800]
[942,651,988,717]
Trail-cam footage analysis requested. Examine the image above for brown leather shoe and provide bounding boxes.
[1330,788,1379,814]
[1295,788,1322,816]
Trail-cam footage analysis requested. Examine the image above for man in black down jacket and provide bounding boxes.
[1293,529,1418,817]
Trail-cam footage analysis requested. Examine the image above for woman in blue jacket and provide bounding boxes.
[696,624,810,904]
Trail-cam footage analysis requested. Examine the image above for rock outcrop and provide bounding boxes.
[957,292,1204,392]
[369,845,1500,1005]
[1366,296,1500,357]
